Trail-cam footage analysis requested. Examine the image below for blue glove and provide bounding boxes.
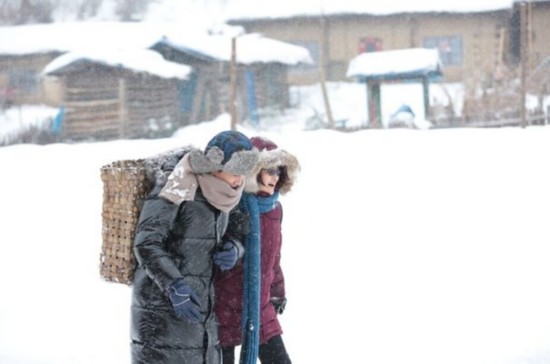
[167,279,204,323]
[271,297,287,315]
[213,241,239,271]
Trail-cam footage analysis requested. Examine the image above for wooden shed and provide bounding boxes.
[0,22,178,108]
[347,48,443,127]
[150,33,313,124]
[43,49,191,141]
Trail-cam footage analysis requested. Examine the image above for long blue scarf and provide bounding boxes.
[239,191,279,364]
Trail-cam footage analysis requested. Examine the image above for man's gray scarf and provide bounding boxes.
[159,153,243,212]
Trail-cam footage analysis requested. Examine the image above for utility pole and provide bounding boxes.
[319,14,335,128]
[230,37,238,130]
[519,2,528,128]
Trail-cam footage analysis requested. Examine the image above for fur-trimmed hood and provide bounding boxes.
[244,137,300,195]
[142,146,193,191]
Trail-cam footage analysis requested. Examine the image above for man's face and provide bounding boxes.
[212,170,245,189]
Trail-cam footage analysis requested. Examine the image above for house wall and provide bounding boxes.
[250,63,289,110]
[150,45,225,124]
[528,2,550,69]
[40,75,64,106]
[242,18,323,85]
[0,53,60,105]
[125,75,179,138]
[57,67,179,141]
[230,6,550,86]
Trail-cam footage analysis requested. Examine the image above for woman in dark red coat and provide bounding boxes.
[214,136,300,364]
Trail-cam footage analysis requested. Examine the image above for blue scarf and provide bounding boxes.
[239,191,279,364]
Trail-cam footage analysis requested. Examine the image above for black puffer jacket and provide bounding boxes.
[130,150,228,364]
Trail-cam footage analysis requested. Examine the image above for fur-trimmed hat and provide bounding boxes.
[188,130,259,175]
[245,136,300,195]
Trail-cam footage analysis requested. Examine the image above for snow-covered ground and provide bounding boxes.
[2,0,550,362]
[0,104,59,144]
[2,81,458,144]
[1,78,550,363]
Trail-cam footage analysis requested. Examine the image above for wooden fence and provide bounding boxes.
[432,110,549,129]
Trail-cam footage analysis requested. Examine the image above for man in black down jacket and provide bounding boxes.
[130,131,258,364]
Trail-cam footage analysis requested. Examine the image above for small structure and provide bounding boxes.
[0,22,171,106]
[529,55,550,107]
[43,49,191,141]
[346,48,443,127]
[150,33,313,124]
[0,22,174,107]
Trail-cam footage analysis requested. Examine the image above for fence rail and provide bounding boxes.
[433,112,549,129]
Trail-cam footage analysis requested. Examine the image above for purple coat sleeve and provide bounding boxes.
[270,207,286,299]
[270,256,286,298]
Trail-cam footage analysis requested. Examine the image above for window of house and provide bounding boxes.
[9,69,38,94]
[288,40,319,75]
[422,35,463,66]
[358,37,383,53]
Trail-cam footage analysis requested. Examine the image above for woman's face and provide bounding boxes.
[258,167,281,195]
[212,170,245,189]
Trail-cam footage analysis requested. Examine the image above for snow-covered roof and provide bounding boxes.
[153,33,314,66]
[42,49,191,80]
[346,48,443,81]
[225,0,517,20]
[0,22,174,56]
[0,22,312,66]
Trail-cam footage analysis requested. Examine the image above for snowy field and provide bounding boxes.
[2,106,550,363]
[2,0,550,362]
[1,80,550,364]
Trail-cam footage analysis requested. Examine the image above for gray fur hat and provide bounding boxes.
[245,136,300,195]
[188,130,259,176]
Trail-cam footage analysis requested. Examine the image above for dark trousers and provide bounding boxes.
[222,335,291,364]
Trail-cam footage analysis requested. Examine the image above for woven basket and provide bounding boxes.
[100,159,150,284]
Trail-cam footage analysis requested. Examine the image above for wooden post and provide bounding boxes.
[527,0,533,70]
[118,78,126,138]
[230,37,237,130]
[319,14,334,128]
[496,27,505,77]
[190,72,206,124]
[422,77,430,121]
[520,2,528,128]
[367,81,381,128]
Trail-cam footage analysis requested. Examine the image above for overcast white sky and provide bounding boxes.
[136,0,522,24]
[45,0,523,24]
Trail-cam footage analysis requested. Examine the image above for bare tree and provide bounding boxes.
[114,0,151,21]
[75,0,103,20]
[0,0,55,24]
[0,0,228,24]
